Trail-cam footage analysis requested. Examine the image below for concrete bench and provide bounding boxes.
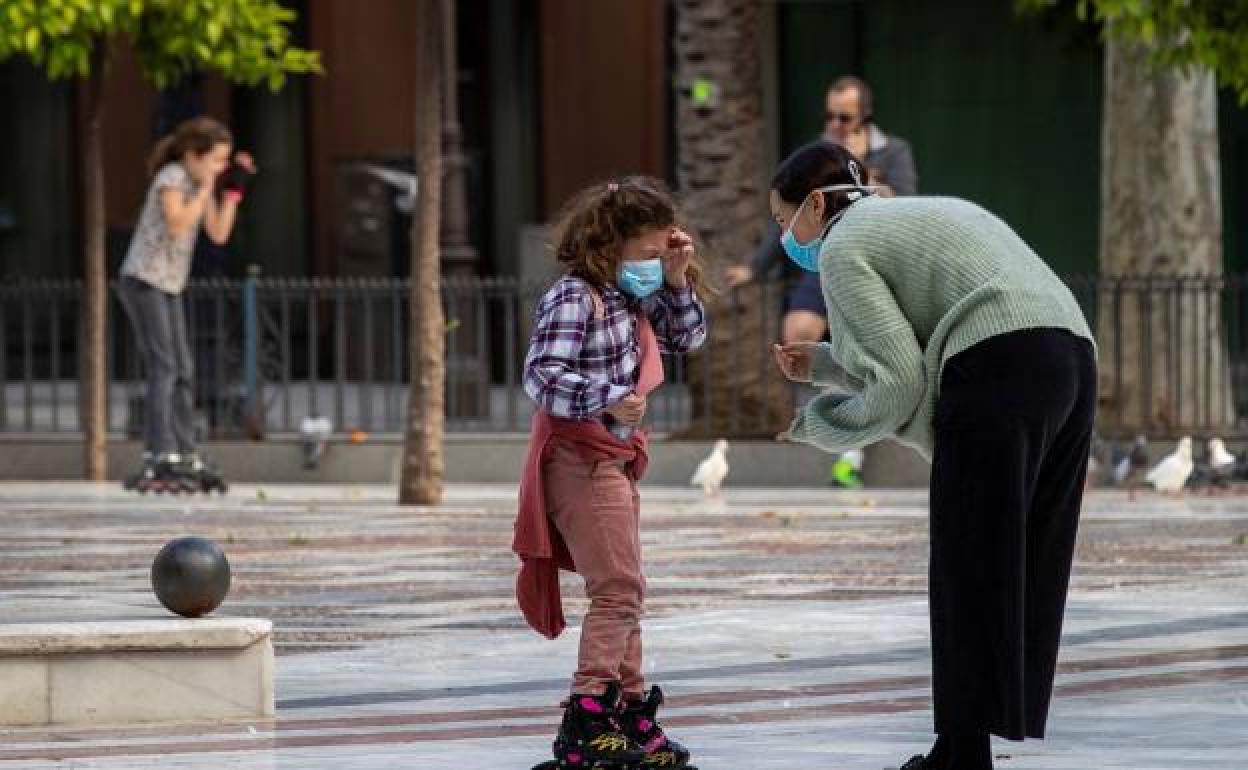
[0,618,274,726]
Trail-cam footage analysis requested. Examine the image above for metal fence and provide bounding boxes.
[0,274,711,438]
[3,273,1248,439]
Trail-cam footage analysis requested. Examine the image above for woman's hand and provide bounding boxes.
[772,342,817,383]
[604,393,647,426]
[663,228,694,289]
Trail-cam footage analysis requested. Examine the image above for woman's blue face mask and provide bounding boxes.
[780,184,873,272]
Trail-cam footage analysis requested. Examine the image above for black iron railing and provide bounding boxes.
[3,273,1246,438]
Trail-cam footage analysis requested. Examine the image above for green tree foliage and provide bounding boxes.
[0,0,321,87]
[1018,0,1248,103]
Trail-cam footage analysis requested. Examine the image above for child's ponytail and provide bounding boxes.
[146,116,233,177]
[146,134,178,177]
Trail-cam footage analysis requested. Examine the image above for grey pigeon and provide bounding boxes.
[1112,435,1149,487]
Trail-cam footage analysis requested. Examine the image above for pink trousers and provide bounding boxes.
[542,441,645,698]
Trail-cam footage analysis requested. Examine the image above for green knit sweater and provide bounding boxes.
[788,195,1094,460]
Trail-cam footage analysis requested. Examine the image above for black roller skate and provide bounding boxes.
[532,682,646,770]
[123,454,198,495]
[180,453,228,495]
[619,686,695,769]
[122,453,157,494]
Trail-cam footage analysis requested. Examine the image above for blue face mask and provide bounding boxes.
[780,182,875,272]
[781,221,827,273]
[617,258,665,299]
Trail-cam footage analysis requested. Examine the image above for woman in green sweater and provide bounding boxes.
[770,141,1096,770]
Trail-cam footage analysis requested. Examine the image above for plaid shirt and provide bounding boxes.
[524,275,707,421]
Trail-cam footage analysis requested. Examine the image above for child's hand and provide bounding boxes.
[233,151,258,174]
[663,228,695,288]
[772,342,816,383]
[605,393,647,426]
[221,152,258,198]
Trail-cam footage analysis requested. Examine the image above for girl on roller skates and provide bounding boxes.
[118,117,254,494]
[515,178,708,769]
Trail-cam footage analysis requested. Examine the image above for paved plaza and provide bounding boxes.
[0,482,1244,769]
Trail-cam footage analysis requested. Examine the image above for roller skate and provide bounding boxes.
[122,453,157,494]
[123,454,198,495]
[180,453,228,495]
[532,682,646,770]
[619,686,695,769]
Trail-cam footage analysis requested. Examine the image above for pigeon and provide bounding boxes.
[1208,437,1236,488]
[299,415,333,470]
[1146,436,1194,494]
[1087,432,1108,485]
[691,439,730,498]
[1110,435,1149,487]
[1235,450,1248,482]
[1129,435,1151,473]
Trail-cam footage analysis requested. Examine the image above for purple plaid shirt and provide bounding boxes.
[524,275,707,420]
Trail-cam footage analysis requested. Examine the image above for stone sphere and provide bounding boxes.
[151,537,231,618]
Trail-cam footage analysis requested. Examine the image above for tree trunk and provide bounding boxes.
[82,47,109,480]
[672,0,790,439]
[1097,33,1233,437]
[399,0,445,505]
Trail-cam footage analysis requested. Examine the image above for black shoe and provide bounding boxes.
[551,682,646,768]
[893,733,991,770]
[620,686,692,768]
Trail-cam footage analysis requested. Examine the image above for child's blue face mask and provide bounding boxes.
[780,180,876,272]
[617,258,665,299]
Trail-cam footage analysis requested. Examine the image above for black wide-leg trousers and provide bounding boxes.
[929,328,1097,741]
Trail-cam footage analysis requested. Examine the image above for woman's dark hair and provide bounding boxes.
[147,116,232,177]
[770,140,865,221]
[550,175,708,295]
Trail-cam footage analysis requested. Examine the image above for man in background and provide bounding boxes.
[726,75,918,348]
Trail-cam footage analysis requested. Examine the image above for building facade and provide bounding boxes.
[0,0,1244,282]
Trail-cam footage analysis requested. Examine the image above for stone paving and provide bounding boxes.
[0,482,1245,768]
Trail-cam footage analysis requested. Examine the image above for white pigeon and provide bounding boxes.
[691,439,730,498]
[1146,436,1194,494]
[1209,437,1236,487]
[299,415,333,470]
[1209,437,1236,472]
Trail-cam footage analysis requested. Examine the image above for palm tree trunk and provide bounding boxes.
[399,0,445,504]
[1097,33,1233,436]
[82,45,109,480]
[672,0,790,439]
